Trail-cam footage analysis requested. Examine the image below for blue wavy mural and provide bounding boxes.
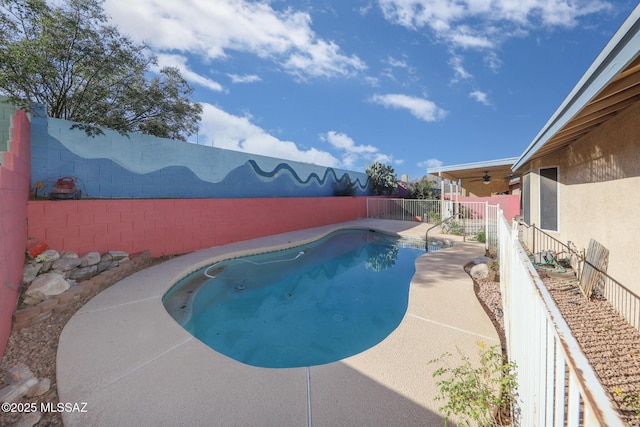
[246,160,369,191]
[29,114,371,199]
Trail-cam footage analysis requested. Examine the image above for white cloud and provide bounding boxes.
[370,93,447,122]
[323,131,377,154]
[155,54,224,92]
[418,158,443,170]
[449,54,472,82]
[386,56,408,68]
[484,51,503,72]
[228,74,262,84]
[285,39,367,79]
[104,0,366,81]
[198,103,340,167]
[377,0,612,50]
[470,89,490,106]
[320,131,391,168]
[376,1,610,90]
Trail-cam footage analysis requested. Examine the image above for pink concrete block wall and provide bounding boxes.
[26,197,368,258]
[455,194,520,221]
[0,109,31,359]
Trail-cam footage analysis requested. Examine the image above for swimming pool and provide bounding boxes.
[163,229,427,368]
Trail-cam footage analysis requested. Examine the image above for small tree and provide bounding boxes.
[366,161,398,196]
[408,176,437,199]
[0,0,202,141]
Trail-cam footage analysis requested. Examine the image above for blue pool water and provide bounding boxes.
[163,229,428,368]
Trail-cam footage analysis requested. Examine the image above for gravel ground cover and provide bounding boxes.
[472,265,640,427]
[539,270,640,426]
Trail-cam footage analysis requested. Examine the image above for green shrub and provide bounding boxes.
[443,220,465,236]
[428,342,518,426]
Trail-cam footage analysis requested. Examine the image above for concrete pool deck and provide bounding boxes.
[57,219,500,426]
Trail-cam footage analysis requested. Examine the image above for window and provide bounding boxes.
[521,173,530,224]
[539,167,558,231]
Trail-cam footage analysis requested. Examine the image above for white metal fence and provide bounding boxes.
[498,213,623,426]
[519,221,640,333]
[366,198,500,254]
[366,198,441,223]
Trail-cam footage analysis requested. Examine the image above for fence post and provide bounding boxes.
[485,201,489,253]
[532,223,536,253]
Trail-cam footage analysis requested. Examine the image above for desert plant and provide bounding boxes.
[443,220,465,236]
[365,161,397,196]
[407,176,437,199]
[428,342,518,426]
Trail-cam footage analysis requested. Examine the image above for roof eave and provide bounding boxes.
[513,4,640,171]
[427,157,519,175]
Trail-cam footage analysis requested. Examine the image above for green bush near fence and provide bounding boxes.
[429,342,518,427]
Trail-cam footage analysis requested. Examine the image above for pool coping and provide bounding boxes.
[57,219,500,426]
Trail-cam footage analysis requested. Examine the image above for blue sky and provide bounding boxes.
[104,0,637,181]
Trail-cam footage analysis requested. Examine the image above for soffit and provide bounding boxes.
[428,159,518,196]
[519,57,640,165]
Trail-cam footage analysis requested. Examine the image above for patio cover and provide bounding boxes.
[427,157,519,197]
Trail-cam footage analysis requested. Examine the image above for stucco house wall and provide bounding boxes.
[519,101,640,293]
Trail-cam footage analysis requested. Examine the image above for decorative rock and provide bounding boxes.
[472,256,491,265]
[24,272,70,300]
[40,261,53,273]
[26,378,51,398]
[21,247,134,309]
[22,296,43,306]
[36,249,60,263]
[470,263,490,280]
[107,250,129,261]
[4,364,34,384]
[0,377,38,403]
[68,265,98,280]
[51,257,83,272]
[22,263,42,284]
[60,252,79,259]
[96,259,113,272]
[12,410,42,427]
[80,251,101,267]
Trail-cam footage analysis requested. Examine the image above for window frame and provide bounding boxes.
[521,172,530,225]
[538,166,559,232]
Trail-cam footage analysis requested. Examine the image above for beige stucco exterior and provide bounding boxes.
[519,101,640,293]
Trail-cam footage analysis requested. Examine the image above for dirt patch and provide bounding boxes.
[0,255,174,426]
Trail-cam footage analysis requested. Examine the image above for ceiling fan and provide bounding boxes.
[468,171,494,185]
[468,172,519,185]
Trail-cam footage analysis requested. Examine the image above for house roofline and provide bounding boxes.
[513,4,640,171]
[427,157,519,175]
